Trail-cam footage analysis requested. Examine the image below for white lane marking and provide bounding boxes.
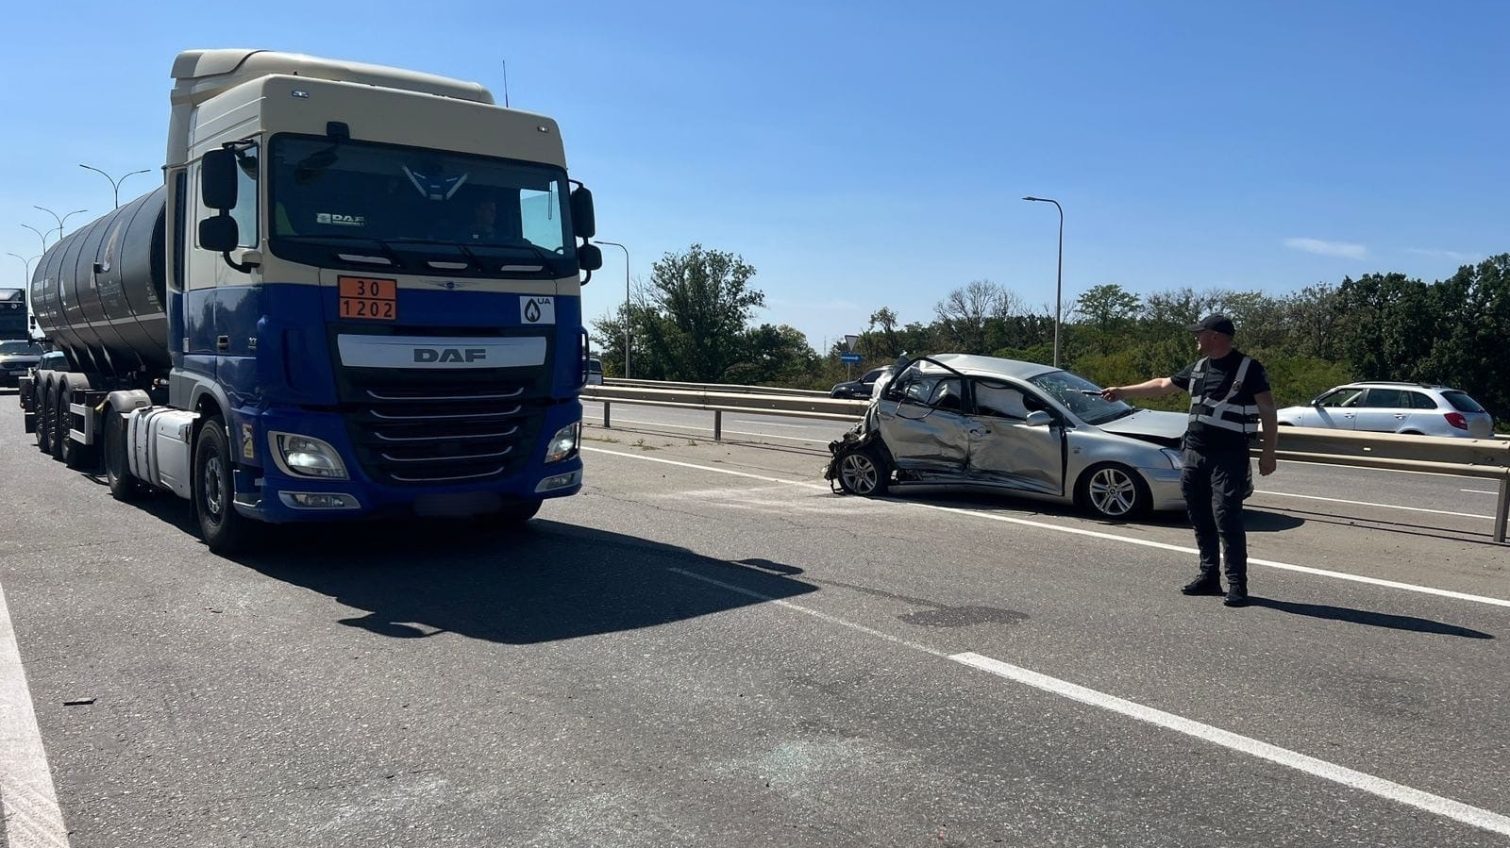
[670,567,1510,839]
[670,569,946,657]
[586,417,833,445]
[1256,490,1492,521]
[0,580,72,848]
[585,447,1510,608]
[1461,489,1497,496]
[952,653,1510,839]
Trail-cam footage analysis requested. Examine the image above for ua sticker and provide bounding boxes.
[521,296,555,325]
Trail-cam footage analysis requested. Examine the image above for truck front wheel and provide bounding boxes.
[104,408,147,501]
[194,416,251,554]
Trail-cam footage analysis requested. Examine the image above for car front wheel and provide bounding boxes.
[837,446,890,496]
[1077,463,1150,519]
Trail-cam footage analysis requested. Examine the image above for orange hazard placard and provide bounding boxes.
[338,276,397,321]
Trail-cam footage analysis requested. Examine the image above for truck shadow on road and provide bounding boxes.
[222,519,816,645]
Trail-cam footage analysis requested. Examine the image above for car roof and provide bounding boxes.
[916,354,1059,381]
[1341,381,1451,391]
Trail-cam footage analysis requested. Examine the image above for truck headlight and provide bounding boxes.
[1160,448,1184,469]
[544,422,580,463]
[270,432,349,479]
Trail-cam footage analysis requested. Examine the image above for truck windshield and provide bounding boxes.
[268,135,574,275]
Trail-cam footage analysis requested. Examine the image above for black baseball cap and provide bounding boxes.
[1187,314,1235,336]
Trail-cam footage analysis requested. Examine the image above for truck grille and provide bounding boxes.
[343,380,545,485]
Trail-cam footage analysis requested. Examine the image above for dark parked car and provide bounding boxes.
[830,367,889,399]
[0,339,42,387]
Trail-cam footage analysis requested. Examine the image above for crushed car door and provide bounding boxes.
[963,380,1064,495]
[877,374,969,476]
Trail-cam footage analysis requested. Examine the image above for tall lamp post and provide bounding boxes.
[21,224,52,255]
[80,165,152,210]
[1022,196,1064,368]
[7,252,38,284]
[34,206,88,243]
[595,240,632,379]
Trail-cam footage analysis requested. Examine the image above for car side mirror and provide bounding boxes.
[1025,410,1053,427]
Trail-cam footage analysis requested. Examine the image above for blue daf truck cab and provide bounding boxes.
[22,49,604,552]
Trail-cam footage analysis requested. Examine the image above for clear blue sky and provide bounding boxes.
[2,1,1506,350]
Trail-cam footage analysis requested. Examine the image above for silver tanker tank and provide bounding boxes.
[30,187,168,375]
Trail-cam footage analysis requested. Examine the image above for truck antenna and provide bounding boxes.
[502,60,510,108]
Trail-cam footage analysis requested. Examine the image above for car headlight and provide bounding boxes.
[270,432,349,479]
[1160,448,1184,469]
[544,421,580,463]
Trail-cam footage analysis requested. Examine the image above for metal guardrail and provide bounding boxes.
[581,384,1510,543]
[605,378,830,398]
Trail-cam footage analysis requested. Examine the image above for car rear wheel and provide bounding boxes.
[837,446,890,496]
[1077,463,1150,519]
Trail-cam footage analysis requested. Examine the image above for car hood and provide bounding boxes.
[1096,408,1186,447]
[0,355,40,364]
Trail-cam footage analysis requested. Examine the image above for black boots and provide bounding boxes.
[1181,574,1249,607]
[1181,574,1224,596]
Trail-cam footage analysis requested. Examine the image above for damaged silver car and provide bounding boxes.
[825,354,1196,519]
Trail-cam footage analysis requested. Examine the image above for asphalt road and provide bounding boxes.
[2,391,1508,847]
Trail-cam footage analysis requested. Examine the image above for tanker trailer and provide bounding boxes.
[25,48,603,552]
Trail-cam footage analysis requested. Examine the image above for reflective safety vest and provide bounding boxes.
[1188,356,1258,434]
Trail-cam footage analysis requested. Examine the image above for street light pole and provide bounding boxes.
[79,164,152,210]
[21,224,52,255]
[596,240,632,379]
[34,206,88,243]
[1023,196,1064,368]
[6,252,38,284]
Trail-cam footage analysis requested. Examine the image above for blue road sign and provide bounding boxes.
[840,353,863,364]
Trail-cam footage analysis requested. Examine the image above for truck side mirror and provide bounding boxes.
[201,149,239,210]
[570,185,596,240]
[577,242,603,274]
[199,215,239,252]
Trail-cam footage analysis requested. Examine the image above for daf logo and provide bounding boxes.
[414,347,488,363]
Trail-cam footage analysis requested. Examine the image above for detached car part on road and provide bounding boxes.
[825,354,1221,520]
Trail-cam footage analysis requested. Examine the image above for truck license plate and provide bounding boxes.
[338,276,397,320]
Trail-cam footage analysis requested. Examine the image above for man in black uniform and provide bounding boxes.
[1101,314,1278,607]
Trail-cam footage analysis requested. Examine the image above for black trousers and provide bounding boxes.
[1180,447,1250,587]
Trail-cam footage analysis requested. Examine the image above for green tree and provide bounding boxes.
[726,323,819,385]
[1074,283,1141,330]
[620,244,765,382]
[934,279,1023,354]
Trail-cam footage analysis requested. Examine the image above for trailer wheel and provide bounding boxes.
[194,416,252,554]
[48,382,67,461]
[34,381,52,454]
[104,408,146,501]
